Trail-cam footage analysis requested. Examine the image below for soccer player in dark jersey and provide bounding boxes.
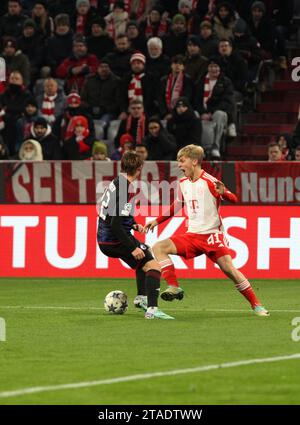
[97,151,174,319]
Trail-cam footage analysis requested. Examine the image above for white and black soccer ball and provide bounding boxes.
[104,290,128,315]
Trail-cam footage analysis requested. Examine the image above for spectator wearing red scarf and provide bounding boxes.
[63,114,94,159]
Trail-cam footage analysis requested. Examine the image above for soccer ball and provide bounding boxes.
[104,290,128,315]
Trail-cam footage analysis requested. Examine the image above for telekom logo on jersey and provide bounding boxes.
[0,205,299,279]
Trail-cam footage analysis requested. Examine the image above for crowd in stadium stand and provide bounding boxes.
[0,0,299,162]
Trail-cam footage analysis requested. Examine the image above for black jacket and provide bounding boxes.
[167,102,202,150]
[81,72,121,117]
[87,33,115,60]
[106,48,135,78]
[194,73,234,118]
[217,51,248,92]
[45,31,74,72]
[0,13,28,38]
[143,128,177,161]
[163,31,188,58]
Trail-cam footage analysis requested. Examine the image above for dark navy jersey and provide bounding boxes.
[97,175,137,251]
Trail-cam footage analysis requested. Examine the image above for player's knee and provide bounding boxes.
[143,260,160,273]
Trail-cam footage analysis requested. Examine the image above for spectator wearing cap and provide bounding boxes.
[44,14,74,75]
[246,1,276,59]
[114,98,147,148]
[106,34,134,78]
[198,20,219,58]
[163,14,188,58]
[111,132,134,160]
[32,1,54,39]
[71,0,98,36]
[119,51,156,118]
[143,116,176,160]
[0,71,32,154]
[194,57,234,159]
[30,116,62,160]
[63,114,94,159]
[146,37,170,83]
[105,1,129,39]
[126,21,147,55]
[0,0,28,39]
[157,54,193,120]
[56,34,99,93]
[81,58,120,138]
[213,2,237,41]
[90,141,111,161]
[19,139,43,161]
[36,78,66,126]
[86,17,115,59]
[16,97,41,150]
[139,6,170,39]
[232,18,262,83]
[1,37,31,87]
[17,18,45,83]
[184,35,208,81]
[167,96,202,151]
[53,92,95,144]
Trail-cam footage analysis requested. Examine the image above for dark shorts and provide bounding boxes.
[99,237,154,270]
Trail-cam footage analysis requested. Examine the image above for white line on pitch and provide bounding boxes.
[0,305,300,313]
[0,353,299,399]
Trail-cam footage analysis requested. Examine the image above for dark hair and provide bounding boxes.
[171,54,185,64]
[121,151,144,175]
[219,38,232,46]
[135,143,148,150]
[295,145,300,151]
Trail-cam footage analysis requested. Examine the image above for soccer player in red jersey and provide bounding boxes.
[145,144,269,316]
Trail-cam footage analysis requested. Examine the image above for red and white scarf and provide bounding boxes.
[128,73,144,103]
[76,14,87,34]
[203,73,216,109]
[41,93,57,124]
[165,73,184,111]
[145,17,168,38]
[126,114,145,145]
[76,128,90,153]
[0,109,5,131]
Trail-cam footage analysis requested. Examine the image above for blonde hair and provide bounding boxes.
[177,144,204,163]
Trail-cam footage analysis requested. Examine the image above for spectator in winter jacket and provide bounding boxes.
[167,97,202,152]
[17,19,45,83]
[126,21,147,55]
[71,0,98,36]
[0,0,28,39]
[194,57,234,159]
[31,0,54,39]
[146,37,170,83]
[184,35,208,82]
[44,13,74,75]
[118,52,156,118]
[63,114,94,159]
[30,117,62,160]
[163,14,188,58]
[143,116,176,160]
[90,141,111,161]
[1,37,31,87]
[0,71,32,155]
[106,33,134,78]
[81,58,120,136]
[86,17,114,60]
[139,6,170,39]
[16,97,40,151]
[114,98,147,148]
[36,78,66,127]
[198,20,219,58]
[105,1,129,39]
[56,34,99,93]
[18,139,43,161]
[213,2,237,41]
[53,92,95,144]
[158,54,194,120]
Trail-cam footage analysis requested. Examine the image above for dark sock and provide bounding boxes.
[145,269,161,307]
[135,268,146,296]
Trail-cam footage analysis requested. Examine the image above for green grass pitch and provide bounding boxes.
[0,278,300,405]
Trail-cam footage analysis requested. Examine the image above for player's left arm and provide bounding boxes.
[215,181,238,203]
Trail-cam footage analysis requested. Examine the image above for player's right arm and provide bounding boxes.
[144,199,184,232]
